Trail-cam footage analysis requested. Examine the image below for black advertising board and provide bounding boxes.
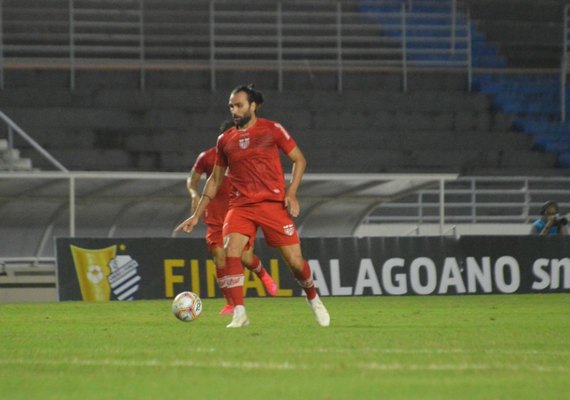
[55,236,570,301]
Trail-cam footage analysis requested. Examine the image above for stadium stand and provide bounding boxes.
[463,0,570,169]
[0,0,563,175]
[474,74,570,167]
[462,0,566,69]
[0,73,558,175]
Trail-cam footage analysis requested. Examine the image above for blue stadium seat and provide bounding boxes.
[474,72,570,167]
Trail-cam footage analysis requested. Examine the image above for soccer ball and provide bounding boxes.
[172,291,202,322]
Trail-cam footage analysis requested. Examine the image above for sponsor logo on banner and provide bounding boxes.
[108,255,141,300]
[69,244,141,301]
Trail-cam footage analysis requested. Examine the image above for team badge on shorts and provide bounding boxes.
[239,137,250,149]
[283,224,296,236]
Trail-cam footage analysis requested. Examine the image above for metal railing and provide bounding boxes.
[0,0,472,92]
[0,110,68,172]
[0,171,457,240]
[0,172,565,268]
[0,172,565,242]
[363,176,570,225]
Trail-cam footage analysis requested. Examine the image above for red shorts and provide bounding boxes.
[223,201,300,248]
[206,223,255,253]
[205,223,224,253]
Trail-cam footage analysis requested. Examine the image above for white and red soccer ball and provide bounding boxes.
[172,291,202,322]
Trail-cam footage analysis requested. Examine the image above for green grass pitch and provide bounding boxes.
[1,294,569,399]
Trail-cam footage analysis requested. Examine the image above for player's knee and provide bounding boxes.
[224,245,242,258]
[211,247,226,267]
[214,256,225,267]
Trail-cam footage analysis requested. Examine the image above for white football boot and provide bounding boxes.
[226,305,250,328]
[308,295,330,327]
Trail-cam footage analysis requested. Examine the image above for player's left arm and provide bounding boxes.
[284,146,306,218]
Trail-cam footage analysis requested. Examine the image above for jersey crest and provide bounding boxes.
[239,137,250,149]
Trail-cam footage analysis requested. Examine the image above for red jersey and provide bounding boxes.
[215,118,297,206]
[193,147,231,226]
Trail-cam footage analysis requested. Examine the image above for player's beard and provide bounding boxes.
[233,113,252,128]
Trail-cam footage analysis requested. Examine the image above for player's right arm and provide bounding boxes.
[284,146,306,218]
[187,167,203,214]
[175,165,227,233]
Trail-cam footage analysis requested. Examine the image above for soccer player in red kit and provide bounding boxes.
[188,138,277,315]
[176,84,330,328]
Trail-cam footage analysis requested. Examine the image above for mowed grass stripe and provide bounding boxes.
[1,357,569,374]
[2,346,570,357]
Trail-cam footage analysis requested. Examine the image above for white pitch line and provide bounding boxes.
[358,362,570,373]
[0,358,300,371]
[308,348,570,357]
[5,347,569,360]
[0,358,568,374]
[113,347,570,358]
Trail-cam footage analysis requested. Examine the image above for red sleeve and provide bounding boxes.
[215,134,228,167]
[193,151,208,175]
[272,122,297,154]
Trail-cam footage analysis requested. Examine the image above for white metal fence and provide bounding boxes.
[363,176,570,225]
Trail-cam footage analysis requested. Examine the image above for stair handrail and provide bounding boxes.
[0,110,68,172]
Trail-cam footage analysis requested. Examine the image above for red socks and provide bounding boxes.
[224,257,244,306]
[293,260,317,300]
[216,267,233,306]
[245,255,267,279]
[220,257,315,303]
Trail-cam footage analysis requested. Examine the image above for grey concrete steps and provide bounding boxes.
[0,148,34,171]
[297,130,532,150]
[464,0,565,68]
[3,107,509,137]
[0,88,488,112]
[2,68,469,91]
[306,148,557,172]
[0,66,557,174]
